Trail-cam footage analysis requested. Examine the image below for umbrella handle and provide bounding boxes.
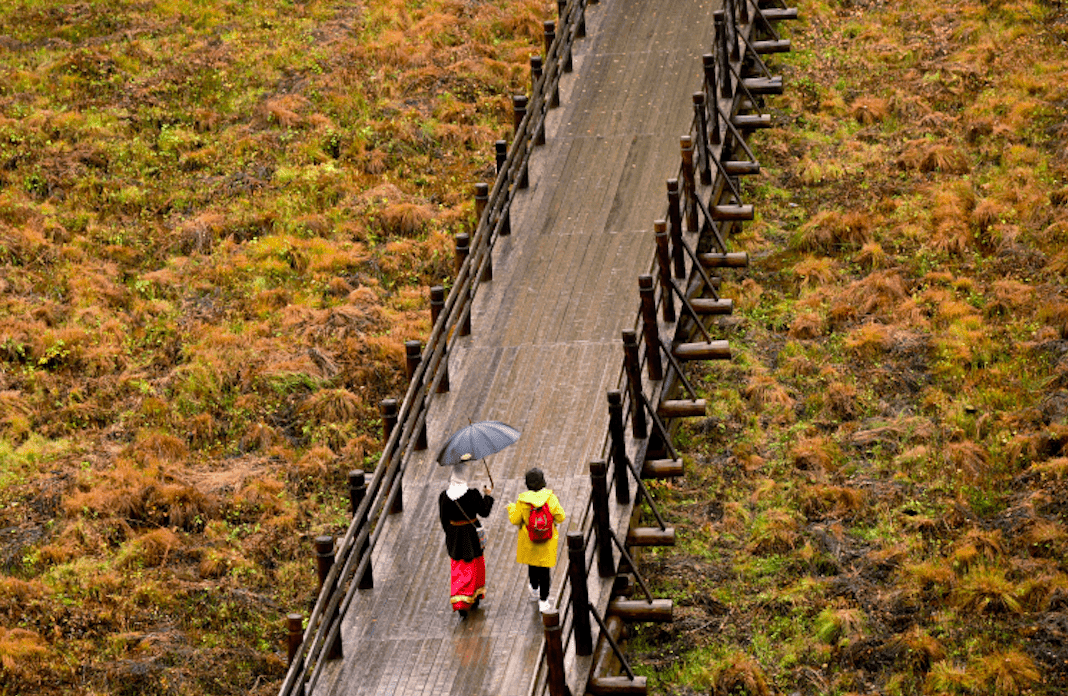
[483,459,495,489]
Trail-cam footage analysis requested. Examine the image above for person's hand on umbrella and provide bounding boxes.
[483,486,493,496]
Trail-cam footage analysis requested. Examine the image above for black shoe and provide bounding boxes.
[458,609,468,619]
[472,598,481,610]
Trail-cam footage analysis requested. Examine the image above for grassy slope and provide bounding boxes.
[0,0,547,693]
[633,1,1068,695]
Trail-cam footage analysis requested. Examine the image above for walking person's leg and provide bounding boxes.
[527,565,541,600]
[532,566,551,611]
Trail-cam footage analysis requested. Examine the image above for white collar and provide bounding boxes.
[445,481,468,501]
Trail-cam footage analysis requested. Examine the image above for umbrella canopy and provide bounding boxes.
[437,421,521,467]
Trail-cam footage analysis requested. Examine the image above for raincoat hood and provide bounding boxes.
[517,488,554,507]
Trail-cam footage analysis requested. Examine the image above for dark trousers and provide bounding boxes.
[528,565,551,601]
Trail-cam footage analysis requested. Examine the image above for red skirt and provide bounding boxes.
[450,556,486,611]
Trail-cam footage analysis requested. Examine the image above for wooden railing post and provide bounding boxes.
[512,95,530,187]
[590,460,616,577]
[474,182,488,226]
[380,398,397,444]
[622,331,648,440]
[680,136,698,233]
[543,610,568,696]
[703,54,722,145]
[380,398,403,514]
[429,286,450,394]
[286,613,307,696]
[531,56,547,146]
[286,613,303,665]
[314,536,343,660]
[607,390,631,505]
[567,532,594,656]
[727,0,741,61]
[652,222,676,324]
[715,13,732,100]
[454,234,472,336]
[543,22,561,107]
[638,275,663,382]
[666,180,686,279]
[348,470,373,589]
[495,139,508,174]
[404,340,427,452]
[693,92,713,186]
[494,140,512,236]
[556,2,573,72]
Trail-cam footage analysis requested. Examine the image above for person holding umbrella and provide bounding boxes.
[507,467,566,613]
[438,454,494,618]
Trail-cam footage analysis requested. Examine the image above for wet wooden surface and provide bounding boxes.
[317,0,721,693]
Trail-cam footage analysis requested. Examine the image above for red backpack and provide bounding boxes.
[527,501,554,542]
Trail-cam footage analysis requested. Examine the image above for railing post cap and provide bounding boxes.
[590,459,607,474]
[654,219,667,232]
[667,178,679,191]
[314,535,334,551]
[693,91,705,103]
[405,339,422,353]
[638,274,654,288]
[513,94,528,107]
[348,469,365,481]
[607,389,623,404]
[622,329,637,343]
[380,398,398,413]
[430,285,445,299]
[680,135,693,147]
[474,182,489,195]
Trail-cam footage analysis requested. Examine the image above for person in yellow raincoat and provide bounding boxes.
[507,467,566,612]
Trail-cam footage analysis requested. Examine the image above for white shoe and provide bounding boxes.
[528,585,540,601]
[538,599,552,613]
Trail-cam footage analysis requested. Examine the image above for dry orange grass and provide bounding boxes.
[744,371,794,412]
[794,210,873,253]
[889,625,945,673]
[710,651,771,696]
[800,484,866,520]
[975,649,1041,695]
[116,527,183,569]
[747,509,801,555]
[898,139,971,174]
[0,626,49,671]
[790,436,840,474]
[844,322,893,360]
[788,311,825,339]
[850,96,890,125]
[793,254,837,289]
[945,440,992,484]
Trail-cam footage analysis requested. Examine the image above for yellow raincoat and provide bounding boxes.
[507,488,566,568]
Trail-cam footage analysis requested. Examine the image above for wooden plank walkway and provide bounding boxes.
[316,0,721,693]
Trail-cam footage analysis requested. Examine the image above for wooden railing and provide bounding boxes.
[276,1,594,694]
[528,1,798,694]
[277,0,796,693]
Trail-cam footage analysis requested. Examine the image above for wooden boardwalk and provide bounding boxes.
[316,0,722,693]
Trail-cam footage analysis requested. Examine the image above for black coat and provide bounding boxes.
[439,488,494,562]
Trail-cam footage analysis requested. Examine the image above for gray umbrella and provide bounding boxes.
[437,421,520,484]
